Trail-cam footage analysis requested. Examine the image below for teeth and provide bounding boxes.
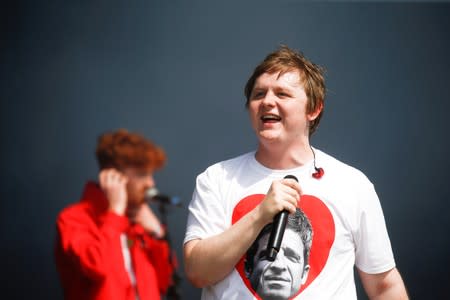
[261,114,281,121]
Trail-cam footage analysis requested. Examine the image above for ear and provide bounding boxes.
[301,264,310,285]
[307,103,323,122]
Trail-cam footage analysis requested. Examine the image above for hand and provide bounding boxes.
[99,168,128,216]
[129,204,165,238]
[256,177,301,225]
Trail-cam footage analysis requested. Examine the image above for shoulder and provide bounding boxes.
[192,152,255,195]
[316,148,372,185]
[200,152,254,178]
[56,201,92,227]
[58,201,86,217]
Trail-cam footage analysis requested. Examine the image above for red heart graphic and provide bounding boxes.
[232,194,335,299]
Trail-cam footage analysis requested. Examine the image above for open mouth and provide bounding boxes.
[261,114,281,123]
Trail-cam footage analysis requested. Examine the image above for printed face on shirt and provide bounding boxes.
[247,228,310,300]
[122,167,155,207]
[247,71,320,147]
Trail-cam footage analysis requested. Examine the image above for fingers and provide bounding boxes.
[99,169,128,188]
[275,178,301,209]
[258,178,302,223]
[99,168,128,215]
[282,177,302,196]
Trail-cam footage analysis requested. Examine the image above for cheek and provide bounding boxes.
[254,260,269,274]
[127,183,140,196]
[250,260,270,289]
[125,182,132,193]
[247,108,258,127]
[288,262,304,287]
[248,101,260,113]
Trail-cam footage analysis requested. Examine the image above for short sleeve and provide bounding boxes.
[184,166,228,244]
[354,180,396,274]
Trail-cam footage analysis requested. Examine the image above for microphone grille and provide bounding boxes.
[284,174,298,182]
[145,187,159,200]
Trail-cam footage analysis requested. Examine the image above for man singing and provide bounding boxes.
[183,45,408,299]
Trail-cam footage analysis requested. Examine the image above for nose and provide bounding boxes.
[144,174,155,188]
[269,254,287,273]
[261,91,276,107]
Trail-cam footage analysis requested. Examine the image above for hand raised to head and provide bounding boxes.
[99,168,128,216]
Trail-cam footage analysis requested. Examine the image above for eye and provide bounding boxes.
[277,91,291,98]
[284,247,301,263]
[251,89,266,100]
[257,249,269,260]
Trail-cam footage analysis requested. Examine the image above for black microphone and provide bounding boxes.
[266,174,298,261]
[145,187,182,207]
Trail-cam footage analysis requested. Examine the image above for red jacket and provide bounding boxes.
[55,182,174,300]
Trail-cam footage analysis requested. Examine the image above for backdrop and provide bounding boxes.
[2,1,449,299]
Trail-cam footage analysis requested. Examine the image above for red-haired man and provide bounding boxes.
[55,129,174,300]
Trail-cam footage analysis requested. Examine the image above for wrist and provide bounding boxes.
[252,205,271,228]
[109,203,127,216]
[153,223,164,238]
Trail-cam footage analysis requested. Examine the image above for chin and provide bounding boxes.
[129,199,145,208]
[258,131,281,142]
[257,290,288,300]
[137,199,146,206]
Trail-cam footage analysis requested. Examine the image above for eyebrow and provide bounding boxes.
[283,246,301,260]
[251,87,266,94]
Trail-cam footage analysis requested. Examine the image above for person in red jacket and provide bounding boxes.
[55,129,175,300]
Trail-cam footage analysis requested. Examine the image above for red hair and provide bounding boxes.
[95,129,166,171]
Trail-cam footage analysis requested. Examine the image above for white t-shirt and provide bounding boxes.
[184,149,395,300]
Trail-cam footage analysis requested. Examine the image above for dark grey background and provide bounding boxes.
[1,1,449,299]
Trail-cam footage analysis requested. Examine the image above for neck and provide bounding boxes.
[255,141,314,169]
